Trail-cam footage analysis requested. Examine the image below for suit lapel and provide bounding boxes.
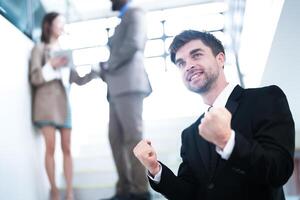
[193,114,211,173]
[225,85,243,116]
[194,85,244,176]
[214,85,244,175]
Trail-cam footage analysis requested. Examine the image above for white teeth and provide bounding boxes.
[190,72,201,81]
[191,74,198,81]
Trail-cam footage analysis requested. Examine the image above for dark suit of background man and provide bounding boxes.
[133,30,295,200]
[100,0,152,200]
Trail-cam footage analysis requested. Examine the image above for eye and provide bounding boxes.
[176,61,186,69]
[192,53,202,59]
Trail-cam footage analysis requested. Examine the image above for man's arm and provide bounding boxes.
[148,162,197,200]
[228,86,295,187]
[69,69,98,86]
[134,133,198,200]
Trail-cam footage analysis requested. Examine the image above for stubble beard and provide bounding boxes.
[187,71,218,94]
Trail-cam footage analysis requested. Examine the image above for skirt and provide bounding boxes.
[34,99,72,129]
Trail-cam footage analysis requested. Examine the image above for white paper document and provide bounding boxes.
[51,49,74,68]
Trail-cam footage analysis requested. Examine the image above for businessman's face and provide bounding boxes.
[175,39,225,94]
[110,0,126,11]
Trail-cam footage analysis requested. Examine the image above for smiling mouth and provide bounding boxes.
[189,72,204,81]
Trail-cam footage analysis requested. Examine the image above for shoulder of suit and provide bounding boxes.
[244,85,286,100]
[31,42,45,56]
[123,7,145,23]
[35,42,45,49]
[32,42,45,52]
[245,84,283,94]
[128,6,145,14]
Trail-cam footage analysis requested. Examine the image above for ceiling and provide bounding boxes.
[40,0,224,22]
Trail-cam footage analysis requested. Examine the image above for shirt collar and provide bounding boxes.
[118,0,132,18]
[209,82,237,108]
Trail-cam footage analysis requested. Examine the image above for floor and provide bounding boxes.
[56,117,193,200]
[55,114,300,200]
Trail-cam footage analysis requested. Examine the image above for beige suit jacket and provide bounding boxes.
[29,43,95,125]
[29,43,68,125]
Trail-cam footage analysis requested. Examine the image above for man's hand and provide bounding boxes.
[133,139,160,176]
[99,62,108,81]
[100,62,108,70]
[198,107,232,149]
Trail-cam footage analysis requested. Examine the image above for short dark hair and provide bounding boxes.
[169,30,225,64]
[41,12,60,44]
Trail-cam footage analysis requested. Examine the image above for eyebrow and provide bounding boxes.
[190,48,204,55]
[175,58,183,65]
[175,48,204,65]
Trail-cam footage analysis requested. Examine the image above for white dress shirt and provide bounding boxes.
[149,82,238,183]
[42,62,62,82]
[42,61,71,89]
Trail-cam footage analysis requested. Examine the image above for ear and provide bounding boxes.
[216,52,225,68]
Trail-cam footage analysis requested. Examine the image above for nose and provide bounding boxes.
[185,59,196,71]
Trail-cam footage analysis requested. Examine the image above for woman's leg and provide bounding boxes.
[41,126,60,200]
[60,128,73,200]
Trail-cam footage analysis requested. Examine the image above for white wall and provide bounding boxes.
[238,0,284,87]
[0,16,48,199]
[261,0,300,148]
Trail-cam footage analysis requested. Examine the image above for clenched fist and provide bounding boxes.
[133,139,160,176]
[198,107,232,149]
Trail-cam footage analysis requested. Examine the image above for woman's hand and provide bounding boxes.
[50,56,68,69]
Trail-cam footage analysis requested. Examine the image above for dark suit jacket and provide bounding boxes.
[150,85,295,200]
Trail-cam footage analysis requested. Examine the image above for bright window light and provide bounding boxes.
[63,2,233,121]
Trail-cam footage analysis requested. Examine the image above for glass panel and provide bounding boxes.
[144,56,204,120]
[145,57,166,85]
[145,39,165,57]
[165,13,225,36]
[163,2,228,18]
[165,37,174,52]
[64,19,109,49]
[0,0,45,40]
[146,10,165,22]
[0,0,45,38]
[211,31,227,46]
[72,46,109,66]
[146,21,163,39]
[0,1,28,32]
[146,10,164,39]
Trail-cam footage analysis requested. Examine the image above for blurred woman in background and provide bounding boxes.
[29,12,95,200]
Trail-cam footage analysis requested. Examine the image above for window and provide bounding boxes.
[59,2,237,120]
